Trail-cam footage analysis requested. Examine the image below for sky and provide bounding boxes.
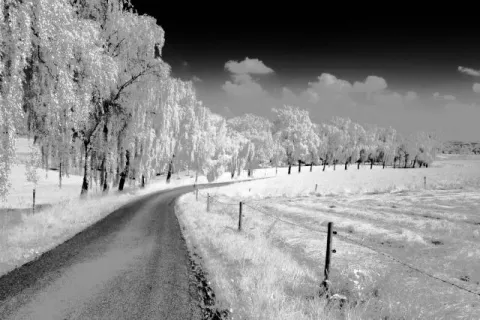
[131,2,480,141]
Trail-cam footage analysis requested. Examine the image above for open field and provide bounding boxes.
[176,155,480,319]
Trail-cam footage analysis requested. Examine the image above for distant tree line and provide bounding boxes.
[441,141,480,155]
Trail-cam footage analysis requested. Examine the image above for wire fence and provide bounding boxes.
[193,188,480,299]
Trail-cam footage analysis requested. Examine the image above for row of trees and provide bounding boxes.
[0,0,440,200]
[270,106,440,173]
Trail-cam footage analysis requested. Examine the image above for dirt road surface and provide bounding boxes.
[0,182,237,320]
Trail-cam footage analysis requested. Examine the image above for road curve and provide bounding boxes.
[0,182,239,320]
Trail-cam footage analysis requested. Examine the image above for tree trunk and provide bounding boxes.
[167,155,174,183]
[412,159,417,168]
[103,170,109,192]
[357,162,360,170]
[333,160,336,171]
[394,159,396,169]
[298,160,301,173]
[345,162,348,170]
[276,165,278,175]
[404,154,409,168]
[248,169,251,177]
[141,175,145,188]
[59,161,62,189]
[118,150,130,191]
[370,160,373,169]
[81,143,90,196]
[101,156,108,192]
[310,163,313,172]
[383,161,386,169]
[288,164,292,175]
[231,158,236,179]
[323,161,326,172]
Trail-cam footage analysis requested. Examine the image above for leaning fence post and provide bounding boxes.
[207,193,210,212]
[238,202,243,231]
[323,222,334,294]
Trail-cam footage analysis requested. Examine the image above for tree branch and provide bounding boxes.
[112,64,157,102]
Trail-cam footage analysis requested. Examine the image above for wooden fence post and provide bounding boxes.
[33,188,36,214]
[238,202,243,231]
[424,176,426,189]
[323,222,334,294]
[207,193,210,212]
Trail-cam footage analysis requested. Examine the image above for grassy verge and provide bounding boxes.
[175,192,377,320]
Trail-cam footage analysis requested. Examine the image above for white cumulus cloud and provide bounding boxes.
[225,57,274,75]
[222,57,274,98]
[352,76,387,95]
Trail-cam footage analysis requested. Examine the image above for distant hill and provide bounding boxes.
[441,141,480,154]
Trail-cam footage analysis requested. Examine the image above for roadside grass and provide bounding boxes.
[0,190,142,277]
[176,192,409,320]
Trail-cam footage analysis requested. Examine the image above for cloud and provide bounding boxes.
[281,87,298,104]
[458,66,480,77]
[222,73,265,97]
[352,75,387,96]
[433,92,456,101]
[310,73,352,93]
[300,73,355,107]
[225,57,274,75]
[222,57,273,98]
[473,83,480,93]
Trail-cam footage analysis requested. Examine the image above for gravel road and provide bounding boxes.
[0,183,235,320]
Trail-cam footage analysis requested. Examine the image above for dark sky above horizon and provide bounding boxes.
[130,2,480,141]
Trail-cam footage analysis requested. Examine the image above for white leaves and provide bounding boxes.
[272,105,319,164]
